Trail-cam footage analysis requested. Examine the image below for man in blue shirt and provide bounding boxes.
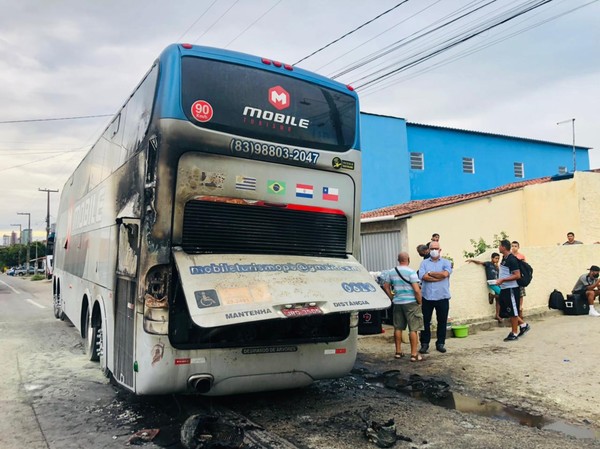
[418,241,452,354]
[382,252,424,362]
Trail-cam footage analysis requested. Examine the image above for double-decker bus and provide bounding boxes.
[52,43,389,395]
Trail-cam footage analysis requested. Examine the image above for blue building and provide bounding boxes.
[360,112,590,211]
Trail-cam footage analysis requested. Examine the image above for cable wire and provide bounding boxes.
[293,0,411,66]
[0,114,112,125]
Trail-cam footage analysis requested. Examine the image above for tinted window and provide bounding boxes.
[181,57,356,152]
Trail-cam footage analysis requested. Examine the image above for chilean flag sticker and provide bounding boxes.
[322,186,339,201]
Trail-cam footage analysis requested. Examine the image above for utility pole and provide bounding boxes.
[17,212,31,271]
[39,188,59,252]
[557,118,576,172]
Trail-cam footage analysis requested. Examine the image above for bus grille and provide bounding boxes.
[182,200,348,257]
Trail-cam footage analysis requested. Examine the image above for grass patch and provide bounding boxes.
[30,274,45,281]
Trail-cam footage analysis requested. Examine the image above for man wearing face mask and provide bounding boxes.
[418,241,452,354]
[572,265,600,316]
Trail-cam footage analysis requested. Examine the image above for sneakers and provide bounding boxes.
[503,332,519,342]
[518,323,531,337]
[589,307,600,317]
[418,344,429,354]
[435,344,447,353]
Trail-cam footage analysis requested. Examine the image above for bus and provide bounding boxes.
[52,43,390,396]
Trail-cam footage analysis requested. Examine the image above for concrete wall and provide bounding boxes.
[360,113,410,211]
[450,244,600,324]
[406,124,590,201]
[363,171,600,324]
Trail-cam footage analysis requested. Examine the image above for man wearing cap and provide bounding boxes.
[572,265,600,316]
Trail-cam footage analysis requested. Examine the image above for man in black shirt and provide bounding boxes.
[496,240,530,341]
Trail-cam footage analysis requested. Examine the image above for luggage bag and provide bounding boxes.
[564,293,589,315]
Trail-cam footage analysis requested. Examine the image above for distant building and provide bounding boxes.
[360,112,590,211]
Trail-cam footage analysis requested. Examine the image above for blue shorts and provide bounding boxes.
[488,285,501,295]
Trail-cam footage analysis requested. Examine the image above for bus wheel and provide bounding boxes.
[53,293,62,319]
[97,327,110,378]
[86,313,100,362]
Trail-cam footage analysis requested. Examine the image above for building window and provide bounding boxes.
[410,152,424,170]
[558,166,567,175]
[514,162,524,178]
[462,157,474,174]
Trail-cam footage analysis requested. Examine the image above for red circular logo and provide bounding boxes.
[191,100,214,122]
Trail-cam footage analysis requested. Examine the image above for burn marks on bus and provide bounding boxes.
[168,274,350,350]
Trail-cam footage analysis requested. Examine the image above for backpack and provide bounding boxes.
[548,289,565,310]
[516,259,533,287]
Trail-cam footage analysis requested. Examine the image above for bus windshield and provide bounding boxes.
[181,56,357,152]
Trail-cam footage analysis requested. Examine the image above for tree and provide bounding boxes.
[462,232,509,259]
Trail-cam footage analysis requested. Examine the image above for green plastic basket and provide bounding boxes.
[451,325,469,338]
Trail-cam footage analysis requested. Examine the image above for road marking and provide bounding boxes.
[0,279,20,294]
[26,299,46,309]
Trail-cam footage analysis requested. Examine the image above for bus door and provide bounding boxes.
[114,218,140,389]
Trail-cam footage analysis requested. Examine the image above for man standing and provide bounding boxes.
[563,232,583,245]
[416,244,430,260]
[511,241,526,319]
[466,253,502,321]
[382,252,424,362]
[418,241,452,354]
[571,265,600,316]
[497,239,530,341]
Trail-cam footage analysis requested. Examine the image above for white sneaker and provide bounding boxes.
[589,307,600,317]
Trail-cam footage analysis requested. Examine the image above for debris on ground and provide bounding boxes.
[126,428,160,445]
[180,414,244,449]
[364,418,398,448]
[383,372,451,401]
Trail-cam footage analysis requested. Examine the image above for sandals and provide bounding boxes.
[394,353,405,359]
[410,354,424,362]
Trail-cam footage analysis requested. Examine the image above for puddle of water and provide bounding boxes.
[431,392,599,440]
[364,374,598,440]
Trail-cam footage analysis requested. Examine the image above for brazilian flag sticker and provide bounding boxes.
[267,180,286,195]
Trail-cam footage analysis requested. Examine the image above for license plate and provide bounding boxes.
[282,306,322,317]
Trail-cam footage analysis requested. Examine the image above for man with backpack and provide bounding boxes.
[496,239,531,341]
[571,265,600,317]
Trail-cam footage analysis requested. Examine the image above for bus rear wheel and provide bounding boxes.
[53,293,62,319]
[86,313,100,362]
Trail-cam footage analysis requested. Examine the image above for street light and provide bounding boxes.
[17,212,31,271]
[557,118,576,172]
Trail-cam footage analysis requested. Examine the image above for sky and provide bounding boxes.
[0,0,598,240]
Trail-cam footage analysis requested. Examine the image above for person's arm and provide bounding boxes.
[412,282,422,305]
[466,259,484,266]
[382,282,394,300]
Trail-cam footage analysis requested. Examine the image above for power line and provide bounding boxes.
[224,0,283,48]
[360,0,596,97]
[353,0,556,90]
[293,0,412,66]
[175,0,219,42]
[0,114,112,125]
[193,0,242,44]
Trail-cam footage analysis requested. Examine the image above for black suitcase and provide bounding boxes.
[564,293,589,315]
[358,310,382,335]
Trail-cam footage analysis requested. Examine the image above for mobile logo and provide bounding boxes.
[268,86,290,110]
